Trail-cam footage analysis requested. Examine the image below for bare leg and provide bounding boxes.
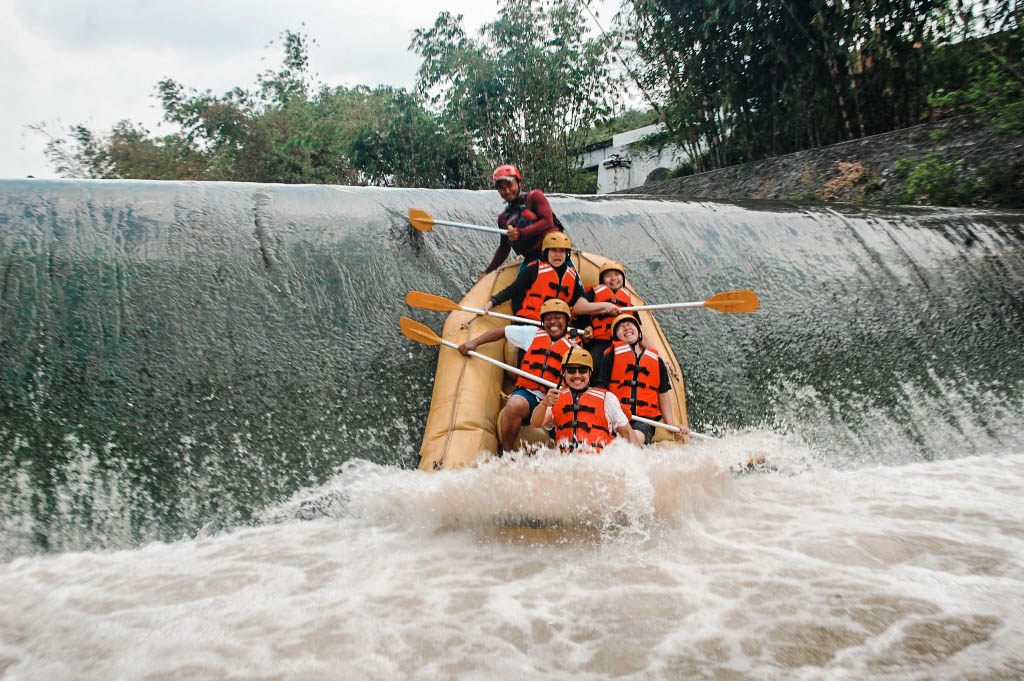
[499,395,530,452]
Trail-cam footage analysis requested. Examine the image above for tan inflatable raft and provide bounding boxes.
[417,251,690,471]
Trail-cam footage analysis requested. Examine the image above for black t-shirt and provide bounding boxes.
[490,259,584,313]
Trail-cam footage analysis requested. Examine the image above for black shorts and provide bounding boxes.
[630,417,660,445]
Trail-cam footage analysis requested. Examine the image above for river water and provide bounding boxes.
[1,180,1022,678]
[3,440,1022,679]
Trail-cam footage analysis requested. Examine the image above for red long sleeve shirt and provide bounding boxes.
[484,189,557,274]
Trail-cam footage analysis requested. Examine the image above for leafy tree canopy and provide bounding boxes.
[40,31,482,188]
[621,0,1022,171]
[411,0,621,192]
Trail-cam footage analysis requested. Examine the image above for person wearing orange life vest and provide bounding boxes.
[598,314,689,444]
[457,298,580,453]
[482,231,621,322]
[579,260,638,376]
[530,347,641,452]
[482,164,563,278]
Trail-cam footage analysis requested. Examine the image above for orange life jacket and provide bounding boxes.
[518,262,579,321]
[607,342,663,419]
[515,329,576,392]
[589,285,633,341]
[553,387,613,453]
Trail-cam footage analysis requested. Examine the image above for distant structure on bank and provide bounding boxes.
[576,123,689,194]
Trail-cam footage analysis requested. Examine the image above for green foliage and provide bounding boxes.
[560,168,598,194]
[34,121,211,180]
[929,26,1024,136]
[669,162,694,178]
[893,151,1022,207]
[895,153,969,206]
[40,31,480,188]
[975,161,1024,207]
[411,0,619,191]
[622,0,1017,172]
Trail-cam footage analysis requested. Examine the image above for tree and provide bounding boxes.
[411,0,620,191]
[38,31,480,188]
[931,0,1023,135]
[621,0,977,170]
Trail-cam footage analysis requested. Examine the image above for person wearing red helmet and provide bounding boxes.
[482,164,564,277]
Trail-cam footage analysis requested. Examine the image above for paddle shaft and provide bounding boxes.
[438,338,558,388]
[631,415,715,441]
[433,218,504,235]
[444,339,714,441]
[619,301,705,312]
[620,290,758,314]
[406,290,587,334]
[460,303,586,336]
[461,303,539,326]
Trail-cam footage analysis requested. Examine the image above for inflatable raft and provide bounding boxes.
[417,251,690,471]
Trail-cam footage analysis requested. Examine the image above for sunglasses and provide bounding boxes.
[563,366,591,375]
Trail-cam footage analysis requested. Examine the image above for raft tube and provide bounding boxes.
[417,251,690,471]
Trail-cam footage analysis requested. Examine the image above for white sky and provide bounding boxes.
[1,0,624,179]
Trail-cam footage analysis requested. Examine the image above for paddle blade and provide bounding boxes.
[704,289,760,313]
[408,208,434,232]
[405,290,460,312]
[399,316,441,346]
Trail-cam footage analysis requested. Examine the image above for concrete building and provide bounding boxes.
[577,123,689,194]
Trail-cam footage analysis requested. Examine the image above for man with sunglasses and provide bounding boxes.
[530,347,641,453]
[458,298,580,453]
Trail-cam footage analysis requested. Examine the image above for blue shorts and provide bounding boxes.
[509,387,544,423]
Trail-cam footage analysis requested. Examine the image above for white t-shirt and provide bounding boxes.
[538,390,630,432]
[503,324,542,351]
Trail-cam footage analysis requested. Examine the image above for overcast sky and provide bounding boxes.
[1,0,623,179]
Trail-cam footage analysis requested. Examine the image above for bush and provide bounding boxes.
[670,162,695,178]
[895,153,970,206]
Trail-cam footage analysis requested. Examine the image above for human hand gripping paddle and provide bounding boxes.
[408,208,505,236]
[405,291,589,338]
[399,316,716,441]
[619,290,760,314]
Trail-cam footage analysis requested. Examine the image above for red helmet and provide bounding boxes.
[492,164,522,186]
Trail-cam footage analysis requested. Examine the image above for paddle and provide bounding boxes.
[409,208,504,235]
[619,289,759,314]
[400,316,716,441]
[405,290,587,335]
[400,316,548,386]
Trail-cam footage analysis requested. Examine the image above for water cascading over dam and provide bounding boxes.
[1,178,1021,557]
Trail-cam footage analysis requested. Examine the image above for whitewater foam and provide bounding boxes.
[3,444,1021,680]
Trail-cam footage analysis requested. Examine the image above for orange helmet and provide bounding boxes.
[492,164,522,186]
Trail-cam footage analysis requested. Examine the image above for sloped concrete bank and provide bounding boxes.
[625,116,1024,208]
